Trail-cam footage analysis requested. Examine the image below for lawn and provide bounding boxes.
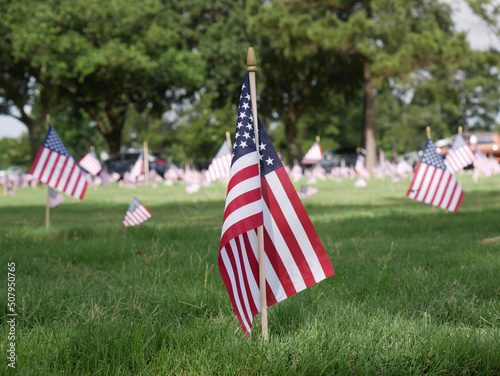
[0,174,499,375]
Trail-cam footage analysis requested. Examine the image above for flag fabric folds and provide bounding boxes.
[79,150,102,176]
[219,74,334,337]
[129,152,144,182]
[48,187,65,208]
[301,141,323,165]
[205,139,232,183]
[298,185,319,199]
[355,151,370,180]
[473,149,493,177]
[444,134,474,172]
[407,138,463,212]
[29,126,88,200]
[122,196,152,227]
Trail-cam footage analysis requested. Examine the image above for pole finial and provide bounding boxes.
[316,135,320,142]
[458,126,463,135]
[90,145,95,152]
[247,47,257,72]
[426,126,431,139]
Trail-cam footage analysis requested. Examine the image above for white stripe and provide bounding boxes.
[40,152,58,183]
[126,212,141,226]
[56,159,75,192]
[431,170,450,207]
[48,155,67,187]
[72,176,86,199]
[137,206,152,219]
[439,175,456,210]
[221,200,263,240]
[230,237,254,326]
[242,230,262,312]
[447,183,462,211]
[408,165,426,199]
[224,174,261,211]
[32,148,51,179]
[265,172,326,282]
[220,248,251,333]
[423,169,442,204]
[64,167,80,196]
[416,165,435,202]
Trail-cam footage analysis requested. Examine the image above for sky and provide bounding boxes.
[1,0,499,140]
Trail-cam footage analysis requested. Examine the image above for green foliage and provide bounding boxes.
[0,133,31,170]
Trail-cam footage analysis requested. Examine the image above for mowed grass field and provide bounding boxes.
[0,174,499,375]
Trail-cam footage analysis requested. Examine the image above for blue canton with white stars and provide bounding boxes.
[128,197,141,212]
[42,126,71,157]
[421,139,446,170]
[232,74,282,176]
[450,134,467,150]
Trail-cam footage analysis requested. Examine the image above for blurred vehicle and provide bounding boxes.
[103,151,166,178]
[435,131,500,161]
[319,146,359,172]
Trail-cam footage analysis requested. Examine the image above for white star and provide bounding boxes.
[237,121,244,129]
[235,132,240,139]
[240,141,248,148]
[239,112,247,119]
[245,93,251,100]
[243,132,250,139]
[252,137,256,144]
[245,123,253,130]
[259,154,263,160]
[265,157,274,165]
[259,143,267,151]
[242,102,250,110]
[242,83,246,90]
[249,114,253,121]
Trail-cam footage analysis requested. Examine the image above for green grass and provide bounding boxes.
[0,174,499,375]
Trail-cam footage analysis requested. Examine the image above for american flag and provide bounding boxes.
[29,126,88,200]
[78,150,102,176]
[48,187,65,208]
[474,149,493,177]
[205,139,232,183]
[122,196,152,227]
[355,151,370,180]
[407,138,463,212]
[219,74,334,337]
[298,185,319,199]
[444,134,474,172]
[129,152,144,182]
[301,140,323,165]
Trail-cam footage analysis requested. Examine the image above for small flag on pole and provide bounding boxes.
[29,126,88,200]
[205,139,232,184]
[407,138,463,212]
[301,138,323,165]
[129,152,144,183]
[48,188,65,208]
[219,74,334,337]
[355,150,370,180]
[79,150,102,176]
[298,185,319,199]
[444,133,474,172]
[122,196,152,227]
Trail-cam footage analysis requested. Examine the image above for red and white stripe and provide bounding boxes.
[407,163,463,212]
[205,153,232,183]
[79,153,102,176]
[445,145,474,172]
[301,142,323,165]
[122,204,152,227]
[30,147,87,200]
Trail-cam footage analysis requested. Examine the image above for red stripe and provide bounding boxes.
[437,173,453,208]
[78,181,88,200]
[445,181,459,211]
[222,188,261,223]
[236,235,259,318]
[453,190,464,212]
[29,147,45,176]
[261,172,316,288]
[54,158,69,188]
[220,212,263,251]
[38,150,54,183]
[46,154,61,184]
[273,168,334,277]
[406,163,421,197]
[262,226,296,300]
[429,171,445,205]
[224,240,253,333]
[226,164,259,196]
[70,173,82,197]
[62,164,76,193]
[421,167,437,203]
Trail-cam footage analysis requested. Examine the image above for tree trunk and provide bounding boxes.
[27,118,44,162]
[103,126,123,154]
[363,58,377,172]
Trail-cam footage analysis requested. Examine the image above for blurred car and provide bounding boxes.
[319,146,359,172]
[436,131,500,161]
[103,151,166,178]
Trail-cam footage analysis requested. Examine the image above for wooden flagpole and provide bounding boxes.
[458,126,463,135]
[45,114,51,229]
[247,47,268,340]
[426,126,431,139]
[144,141,149,186]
